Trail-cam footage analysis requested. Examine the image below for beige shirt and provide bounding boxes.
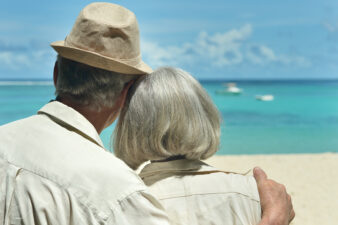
[0,101,169,225]
[139,159,261,225]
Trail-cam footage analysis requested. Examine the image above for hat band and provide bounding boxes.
[115,54,142,66]
[64,37,142,67]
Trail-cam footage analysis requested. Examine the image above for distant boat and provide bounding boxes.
[256,95,274,101]
[216,82,242,95]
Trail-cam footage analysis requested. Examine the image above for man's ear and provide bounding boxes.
[104,79,138,128]
[116,80,135,109]
[53,61,58,87]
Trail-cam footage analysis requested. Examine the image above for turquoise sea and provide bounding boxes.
[1,80,337,155]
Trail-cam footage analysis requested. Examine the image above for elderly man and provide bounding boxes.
[0,2,294,225]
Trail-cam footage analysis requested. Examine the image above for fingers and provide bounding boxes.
[290,209,295,222]
[287,194,295,223]
[287,194,291,204]
[255,167,295,225]
[253,167,268,184]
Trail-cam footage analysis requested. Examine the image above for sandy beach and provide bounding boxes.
[205,153,338,225]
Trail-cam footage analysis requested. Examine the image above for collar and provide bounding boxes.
[37,101,104,148]
[139,159,216,179]
[139,159,251,180]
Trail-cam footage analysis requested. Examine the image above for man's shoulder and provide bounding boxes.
[1,113,146,190]
[0,114,37,129]
[0,114,147,215]
[1,156,150,224]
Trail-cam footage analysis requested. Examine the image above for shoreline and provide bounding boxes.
[205,153,338,225]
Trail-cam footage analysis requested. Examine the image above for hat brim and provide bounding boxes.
[51,41,152,75]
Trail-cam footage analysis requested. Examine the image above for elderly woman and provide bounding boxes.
[114,67,261,225]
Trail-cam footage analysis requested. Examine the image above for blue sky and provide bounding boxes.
[0,0,338,80]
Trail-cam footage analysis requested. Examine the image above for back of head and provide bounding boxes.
[114,67,221,169]
[55,55,137,111]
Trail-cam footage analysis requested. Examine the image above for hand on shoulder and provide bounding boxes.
[254,167,295,225]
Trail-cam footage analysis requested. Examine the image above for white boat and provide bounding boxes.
[255,95,274,101]
[216,83,242,95]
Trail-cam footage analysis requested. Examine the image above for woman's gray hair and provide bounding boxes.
[114,67,221,169]
[55,55,137,111]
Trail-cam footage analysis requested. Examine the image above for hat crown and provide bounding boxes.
[50,2,152,74]
[65,2,140,61]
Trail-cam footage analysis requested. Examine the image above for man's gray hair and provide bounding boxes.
[55,55,137,110]
[114,67,221,169]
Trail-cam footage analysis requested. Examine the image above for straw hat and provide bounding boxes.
[51,2,152,75]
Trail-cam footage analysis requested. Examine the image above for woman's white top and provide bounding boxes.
[139,159,261,225]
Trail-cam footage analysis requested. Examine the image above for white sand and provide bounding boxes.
[205,153,338,225]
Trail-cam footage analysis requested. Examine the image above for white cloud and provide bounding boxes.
[142,24,311,69]
[0,52,30,69]
[246,44,277,64]
[0,40,55,71]
[141,41,179,67]
[195,24,252,66]
[246,44,310,67]
[208,24,252,44]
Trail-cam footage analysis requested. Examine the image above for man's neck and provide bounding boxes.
[57,97,117,134]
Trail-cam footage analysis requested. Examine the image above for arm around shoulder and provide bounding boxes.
[254,167,295,225]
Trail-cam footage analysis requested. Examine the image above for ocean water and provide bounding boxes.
[1,80,337,155]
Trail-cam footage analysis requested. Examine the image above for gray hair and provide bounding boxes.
[55,55,138,111]
[113,67,221,169]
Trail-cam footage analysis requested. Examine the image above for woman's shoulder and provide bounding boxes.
[190,162,260,201]
[140,159,260,202]
[141,159,261,225]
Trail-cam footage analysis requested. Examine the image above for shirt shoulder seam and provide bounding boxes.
[157,191,260,202]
